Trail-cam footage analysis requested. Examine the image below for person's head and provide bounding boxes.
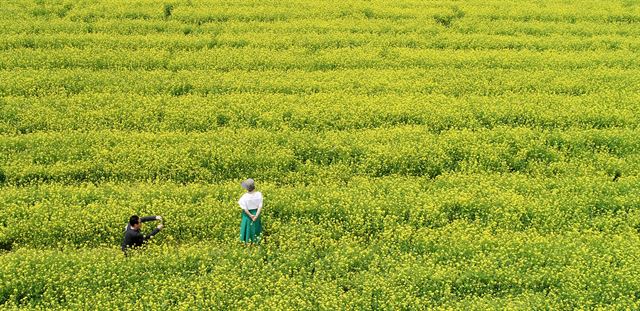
[241,178,255,192]
[129,215,141,230]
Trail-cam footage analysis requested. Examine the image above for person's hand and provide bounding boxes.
[157,224,164,230]
[156,216,162,221]
[250,216,256,222]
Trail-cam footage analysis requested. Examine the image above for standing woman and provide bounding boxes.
[238,178,263,244]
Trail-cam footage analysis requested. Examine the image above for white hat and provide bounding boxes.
[241,178,255,191]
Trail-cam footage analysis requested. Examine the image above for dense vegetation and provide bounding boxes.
[1,0,639,309]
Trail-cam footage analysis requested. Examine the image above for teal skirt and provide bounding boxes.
[240,209,262,243]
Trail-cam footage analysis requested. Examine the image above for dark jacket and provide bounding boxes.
[121,216,160,253]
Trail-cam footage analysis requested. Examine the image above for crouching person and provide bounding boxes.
[122,215,163,255]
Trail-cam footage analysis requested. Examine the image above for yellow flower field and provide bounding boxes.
[1,0,639,309]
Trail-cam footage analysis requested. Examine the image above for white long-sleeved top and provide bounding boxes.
[238,192,263,211]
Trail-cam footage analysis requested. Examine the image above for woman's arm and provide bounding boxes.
[254,197,263,220]
[239,196,254,219]
[243,208,254,218]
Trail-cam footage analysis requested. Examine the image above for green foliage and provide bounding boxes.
[434,6,465,28]
[163,3,174,19]
[0,0,639,308]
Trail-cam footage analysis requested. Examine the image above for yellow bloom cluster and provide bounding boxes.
[1,0,639,308]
